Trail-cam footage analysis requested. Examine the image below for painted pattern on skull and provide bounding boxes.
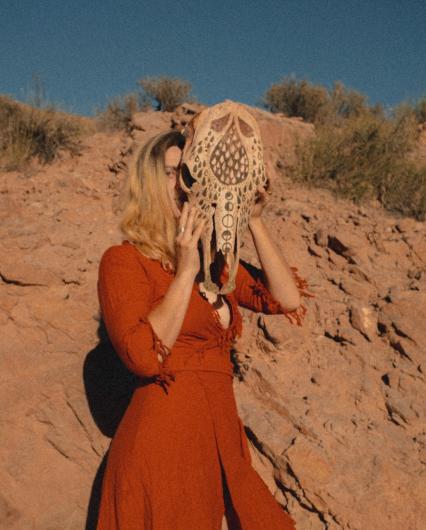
[209,122,250,184]
[180,100,267,294]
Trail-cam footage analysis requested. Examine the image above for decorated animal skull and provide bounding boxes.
[179,100,267,294]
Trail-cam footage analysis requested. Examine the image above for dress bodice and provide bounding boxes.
[97,239,311,391]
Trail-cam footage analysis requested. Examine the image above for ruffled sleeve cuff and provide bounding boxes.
[251,266,315,326]
[142,317,176,393]
[146,317,172,362]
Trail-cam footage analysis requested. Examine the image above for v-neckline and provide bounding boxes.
[194,281,234,333]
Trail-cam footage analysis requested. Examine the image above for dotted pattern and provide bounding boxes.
[180,101,268,294]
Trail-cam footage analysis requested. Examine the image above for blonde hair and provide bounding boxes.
[119,130,186,273]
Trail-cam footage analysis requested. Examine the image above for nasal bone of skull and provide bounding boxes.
[210,218,236,279]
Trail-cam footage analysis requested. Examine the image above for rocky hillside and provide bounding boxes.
[1,104,425,530]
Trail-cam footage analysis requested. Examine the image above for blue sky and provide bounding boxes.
[1,0,425,116]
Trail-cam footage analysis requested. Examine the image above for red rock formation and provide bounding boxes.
[0,104,425,529]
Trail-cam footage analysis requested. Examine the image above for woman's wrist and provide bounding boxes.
[248,216,264,233]
[175,267,197,284]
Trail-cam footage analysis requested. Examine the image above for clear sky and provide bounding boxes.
[1,0,425,116]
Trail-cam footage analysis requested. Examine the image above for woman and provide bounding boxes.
[96,129,311,529]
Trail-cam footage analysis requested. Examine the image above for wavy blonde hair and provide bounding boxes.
[120,130,186,273]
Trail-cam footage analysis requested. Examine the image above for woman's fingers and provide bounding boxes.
[176,203,205,246]
[185,206,197,234]
[191,216,206,243]
[177,202,192,238]
[178,201,189,232]
[180,205,198,238]
[255,185,269,203]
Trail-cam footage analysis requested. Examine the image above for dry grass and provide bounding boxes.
[94,92,148,132]
[415,96,426,124]
[0,96,89,170]
[264,77,426,220]
[290,107,426,220]
[95,76,194,131]
[263,77,378,125]
[138,76,192,112]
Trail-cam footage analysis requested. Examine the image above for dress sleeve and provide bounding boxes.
[233,259,314,326]
[97,245,172,380]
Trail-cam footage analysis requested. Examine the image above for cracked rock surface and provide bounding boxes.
[1,105,425,530]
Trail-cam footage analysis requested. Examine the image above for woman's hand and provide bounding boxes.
[249,182,272,225]
[175,201,206,278]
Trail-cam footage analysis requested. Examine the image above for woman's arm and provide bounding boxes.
[98,245,195,379]
[247,185,302,312]
[248,217,301,312]
[98,203,205,378]
[146,268,194,352]
[148,200,206,353]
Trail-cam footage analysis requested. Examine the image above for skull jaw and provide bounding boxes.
[201,252,237,295]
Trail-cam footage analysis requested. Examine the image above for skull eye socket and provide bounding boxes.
[211,113,230,132]
[238,117,254,137]
[180,164,197,192]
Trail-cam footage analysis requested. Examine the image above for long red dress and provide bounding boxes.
[96,239,311,530]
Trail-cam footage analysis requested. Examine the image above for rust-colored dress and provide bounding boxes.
[96,240,311,530]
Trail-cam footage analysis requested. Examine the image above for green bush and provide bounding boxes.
[263,77,375,124]
[327,81,381,123]
[290,106,426,220]
[379,162,426,220]
[264,77,426,219]
[0,96,83,170]
[138,76,192,112]
[263,76,329,123]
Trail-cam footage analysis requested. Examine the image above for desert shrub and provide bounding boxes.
[138,76,192,112]
[327,81,381,123]
[414,96,426,124]
[290,106,426,220]
[263,76,329,123]
[328,81,367,119]
[95,76,193,130]
[95,92,149,132]
[378,162,426,220]
[0,96,83,170]
[263,77,375,125]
